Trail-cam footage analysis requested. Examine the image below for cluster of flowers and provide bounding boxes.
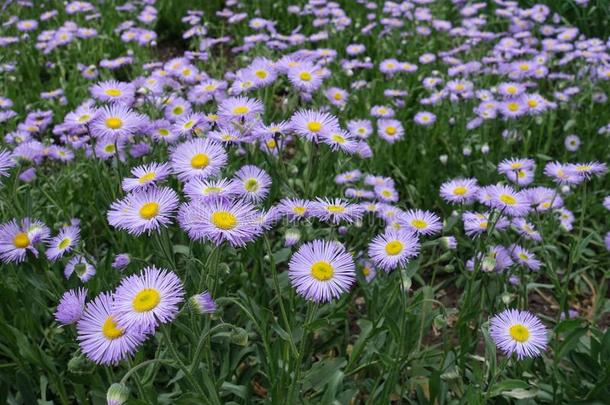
[54,265,216,365]
[0,0,608,366]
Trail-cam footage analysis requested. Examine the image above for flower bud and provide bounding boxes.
[106,383,129,405]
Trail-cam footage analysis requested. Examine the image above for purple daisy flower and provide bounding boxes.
[498,158,536,175]
[413,111,436,126]
[377,119,404,143]
[543,162,582,185]
[121,162,172,192]
[55,288,87,325]
[400,209,443,236]
[511,245,542,271]
[368,229,420,272]
[107,187,179,236]
[217,96,264,123]
[233,165,272,203]
[489,309,547,360]
[360,259,377,283]
[311,197,364,224]
[347,119,373,139]
[290,109,339,142]
[287,62,324,92]
[487,185,530,216]
[320,130,359,154]
[90,80,136,105]
[288,240,356,303]
[170,138,228,182]
[183,178,239,202]
[440,178,479,204]
[46,225,80,261]
[112,266,185,334]
[77,292,147,365]
[277,198,313,222]
[570,162,607,179]
[90,104,146,139]
[64,255,96,282]
[0,218,49,263]
[178,199,261,247]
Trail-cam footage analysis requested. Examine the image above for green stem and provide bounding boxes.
[161,325,210,403]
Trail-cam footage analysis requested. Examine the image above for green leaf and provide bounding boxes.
[490,379,530,397]
[503,388,538,399]
[302,358,347,392]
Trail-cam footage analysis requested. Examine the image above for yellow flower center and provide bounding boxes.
[411,219,428,229]
[331,133,346,144]
[499,194,517,205]
[233,105,249,115]
[311,260,333,281]
[333,92,343,100]
[158,128,170,136]
[385,126,397,135]
[307,121,322,132]
[326,204,345,213]
[77,114,91,123]
[102,316,125,340]
[105,117,123,129]
[453,186,467,196]
[132,288,161,312]
[510,162,523,169]
[518,253,529,261]
[509,324,530,342]
[266,139,277,149]
[362,266,370,276]
[385,240,404,256]
[58,237,71,250]
[211,211,237,230]
[203,186,222,194]
[139,202,159,219]
[255,70,267,79]
[455,83,465,91]
[139,172,156,183]
[507,102,520,112]
[292,206,306,215]
[183,120,195,129]
[244,178,259,192]
[299,71,312,81]
[190,153,210,169]
[105,88,122,97]
[13,232,30,248]
[104,144,116,153]
[172,106,184,115]
[518,63,530,71]
[506,85,517,94]
[527,99,538,108]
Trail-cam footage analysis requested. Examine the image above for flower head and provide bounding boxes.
[288,240,356,302]
[77,292,147,365]
[489,309,547,360]
[368,229,420,272]
[108,187,179,236]
[112,266,185,334]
